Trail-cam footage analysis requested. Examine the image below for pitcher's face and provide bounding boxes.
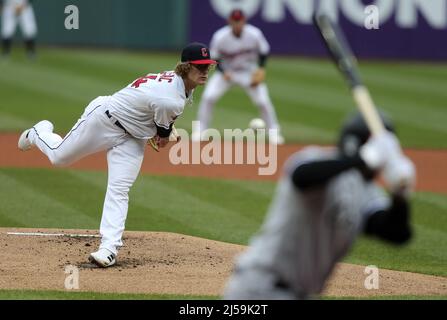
[188,64,214,85]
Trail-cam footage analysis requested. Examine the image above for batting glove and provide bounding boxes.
[382,154,416,197]
[359,131,401,170]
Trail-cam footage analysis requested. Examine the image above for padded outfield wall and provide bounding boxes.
[189,0,447,61]
[21,0,189,50]
[3,0,447,60]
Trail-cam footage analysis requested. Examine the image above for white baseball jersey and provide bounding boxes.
[4,0,29,6]
[195,24,281,135]
[107,71,193,139]
[1,0,37,39]
[210,24,270,73]
[225,146,390,298]
[27,71,192,256]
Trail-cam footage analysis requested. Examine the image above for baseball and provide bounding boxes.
[249,118,266,130]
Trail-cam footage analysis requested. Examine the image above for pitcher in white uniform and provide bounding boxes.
[1,0,37,58]
[17,43,217,267]
[192,9,284,145]
[224,112,416,299]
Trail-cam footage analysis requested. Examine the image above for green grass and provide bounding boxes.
[0,289,444,300]
[344,192,447,277]
[0,168,270,244]
[1,48,446,299]
[1,47,447,148]
[0,289,217,300]
[324,295,447,300]
[0,168,446,278]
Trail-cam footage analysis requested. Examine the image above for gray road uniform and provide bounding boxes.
[224,146,410,299]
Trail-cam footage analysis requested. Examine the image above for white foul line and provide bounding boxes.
[6,232,101,238]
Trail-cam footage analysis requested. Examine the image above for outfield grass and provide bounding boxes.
[0,289,217,300]
[0,289,444,300]
[347,192,447,277]
[1,47,445,299]
[325,295,447,300]
[1,47,446,148]
[0,168,446,278]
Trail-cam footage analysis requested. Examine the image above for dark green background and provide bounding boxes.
[5,0,189,49]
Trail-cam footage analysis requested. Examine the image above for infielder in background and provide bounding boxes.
[18,43,217,267]
[224,112,416,299]
[192,9,284,145]
[1,0,37,59]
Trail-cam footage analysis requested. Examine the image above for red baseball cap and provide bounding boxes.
[229,9,245,21]
[181,42,217,65]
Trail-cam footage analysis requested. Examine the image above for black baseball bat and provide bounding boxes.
[313,14,385,135]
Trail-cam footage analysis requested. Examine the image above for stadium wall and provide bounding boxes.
[189,0,447,61]
[3,0,446,60]
[30,0,188,49]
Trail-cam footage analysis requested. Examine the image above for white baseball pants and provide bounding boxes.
[28,96,146,255]
[196,71,281,131]
[1,4,37,39]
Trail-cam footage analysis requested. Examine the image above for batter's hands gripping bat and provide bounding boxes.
[314,15,416,191]
[313,14,385,136]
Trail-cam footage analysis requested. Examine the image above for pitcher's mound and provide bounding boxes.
[0,228,446,297]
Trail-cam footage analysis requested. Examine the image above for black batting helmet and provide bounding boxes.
[338,110,395,157]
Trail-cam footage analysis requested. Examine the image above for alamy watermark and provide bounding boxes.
[65,5,79,30]
[364,265,379,290]
[64,265,80,290]
[168,121,279,176]
[62,4,381,31]
[365,5,380,30]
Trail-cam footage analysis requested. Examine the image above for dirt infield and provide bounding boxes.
[0,228,446,297]
[1,134,446,194]
[1,134,446,298]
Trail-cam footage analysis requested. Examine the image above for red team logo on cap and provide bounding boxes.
[201,48,208,57]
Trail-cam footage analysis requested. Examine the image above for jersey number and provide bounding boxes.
[131,72,175,88]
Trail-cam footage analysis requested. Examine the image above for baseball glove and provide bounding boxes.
[250,68,266,87]
[148,125,180,152]
[148,137,160,152]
